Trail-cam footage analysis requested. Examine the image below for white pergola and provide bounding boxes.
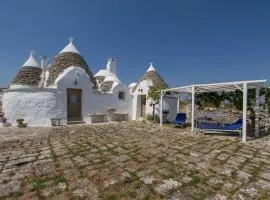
[160,80,267,142]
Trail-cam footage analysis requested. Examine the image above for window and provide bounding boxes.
[118,91,125,100]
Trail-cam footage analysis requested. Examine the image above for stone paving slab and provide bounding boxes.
[0,121,269,199]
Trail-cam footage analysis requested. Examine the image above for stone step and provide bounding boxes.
[67,121,85,125]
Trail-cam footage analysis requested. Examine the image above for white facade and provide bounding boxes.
[3,88,60,126]
[3,65,132,126]
[130,66,178,122]
[2,40,176,127]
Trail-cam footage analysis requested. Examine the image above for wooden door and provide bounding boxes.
[67,89,82,121]
[141,95,146,118]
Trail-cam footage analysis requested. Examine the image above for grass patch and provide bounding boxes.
[53,175,66,184]
[189,175,201,185]
[28,178,46,191]
[127,190,137,198]
[187,169,207,186]
[127,171,139,182]
[143,195,151,200]
[2,179,10,184]
[158,157,167,163]
[231,170,237,179]
[103,194,118,200]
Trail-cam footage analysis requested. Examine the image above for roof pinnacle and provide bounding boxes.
[30,50,36,56]
[147,62,156,72]
[22,50,40,68]
[59,37,80,54]
[69,37,74,43]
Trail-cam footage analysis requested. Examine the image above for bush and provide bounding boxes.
[146,114,160,123]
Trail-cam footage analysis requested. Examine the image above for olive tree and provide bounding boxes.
[147,86,162,119]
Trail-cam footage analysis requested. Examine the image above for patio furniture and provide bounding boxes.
[199,119,243,136]
[172,113,187,127]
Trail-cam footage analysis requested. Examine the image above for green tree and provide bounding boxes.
[195,92,223,110]
[147,86,162,118]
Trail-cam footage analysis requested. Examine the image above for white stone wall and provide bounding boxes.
[131,79,178,121]
[3,65,177,126]
[3,66,133,127]
[2,88,62,126]
[54,66,96,121]
[55,66,132,121]
[111,83,133,117]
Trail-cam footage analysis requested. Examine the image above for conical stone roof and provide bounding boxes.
[132,63,169,92]
[46,39,96,88]
[11,52,42,86]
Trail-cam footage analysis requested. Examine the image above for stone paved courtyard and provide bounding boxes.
[0,121,270,200]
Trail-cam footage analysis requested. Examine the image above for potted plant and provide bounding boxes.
[16,119,27,128]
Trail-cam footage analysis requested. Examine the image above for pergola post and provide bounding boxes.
[159,91,163,127]
[191,85,195,132]
[177,94,180,113]
[265,89,269,132]
[242,82,247,142]
[255,88,260,137]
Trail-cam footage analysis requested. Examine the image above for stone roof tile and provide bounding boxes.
[132,70,169,92]
[11,66,42,86]
[46,52,96,88]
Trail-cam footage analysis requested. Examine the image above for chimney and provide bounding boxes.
[40,56,48,71]
[106,58,117,75]
[39,56,48,88]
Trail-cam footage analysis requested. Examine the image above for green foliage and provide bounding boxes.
[147,86,164,118]
[53,175,66,184]
[28,179,46,191]
[223,90,243,110]
[145,114,160,123]
[260,87,270,110]
[16,118,27,128]
[195,87,269,111]
[147,86,161,104]
[103,194,118,200]
[196,92,223,110]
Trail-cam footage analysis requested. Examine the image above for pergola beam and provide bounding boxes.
[161,80,267,94]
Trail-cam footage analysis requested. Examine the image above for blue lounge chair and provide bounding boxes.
[173,113,187,127]
[199,119,242,136]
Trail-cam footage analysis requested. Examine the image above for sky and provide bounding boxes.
[0,0,269,87]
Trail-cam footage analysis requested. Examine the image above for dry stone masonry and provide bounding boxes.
[12,66,42,86]
[46,52,97,88]
[0,122,269,199]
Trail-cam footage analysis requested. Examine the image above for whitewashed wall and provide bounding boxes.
[55,66,132,121]
[54,66,96,121]
[3,88,62,126]
[111,83,133,117]
[131,79,178,121]
[3,66,133,127]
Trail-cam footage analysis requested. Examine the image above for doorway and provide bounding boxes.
[67,89,82,121]
[140,95,146,118]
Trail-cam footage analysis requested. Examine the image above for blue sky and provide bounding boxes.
[0,0,269,87]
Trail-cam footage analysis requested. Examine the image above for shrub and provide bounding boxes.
[146,114,160,123]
